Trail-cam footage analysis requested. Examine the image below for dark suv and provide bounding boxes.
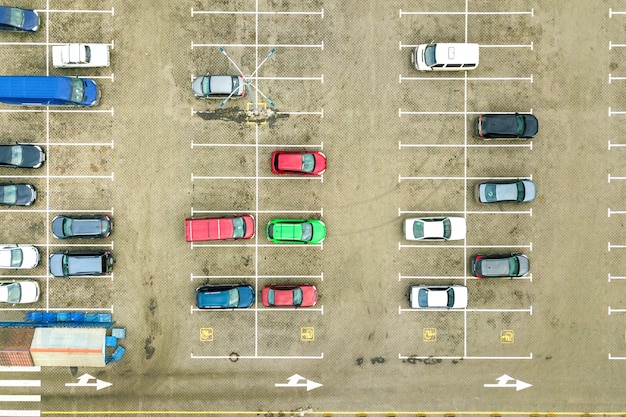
[49,251,114,277]
[476,113,538,139]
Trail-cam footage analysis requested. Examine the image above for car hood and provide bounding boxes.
[300,286,318,307]
[49,253,65,277]
[447,217,466,240]
[521,114,539,137]
[17,281,39,303]
[450,286,468,308]
[20,246,39,268]
[22,9,38,31]
[192,76,205,96]
[18,145,45,168]
[237,286,255,308]
[14,184,36,206]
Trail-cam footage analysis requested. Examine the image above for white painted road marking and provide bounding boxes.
[484,374,532,391]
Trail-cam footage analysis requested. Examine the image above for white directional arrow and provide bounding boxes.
[65,373,112,391]
[483,374,532,391]
[274,373,322,391]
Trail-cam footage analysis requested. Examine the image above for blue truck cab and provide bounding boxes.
[0,76,100,107]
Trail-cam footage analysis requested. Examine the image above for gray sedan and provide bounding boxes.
[475,180,536,203]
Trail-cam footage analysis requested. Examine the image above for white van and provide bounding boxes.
[412,42,479,71]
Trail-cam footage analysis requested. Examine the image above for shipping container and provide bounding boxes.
[30,327,105,367]
[0,328,34,366]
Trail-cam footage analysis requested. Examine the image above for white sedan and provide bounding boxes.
[410,285,468,309]
[0,281,39,304]
[0,244,40,269]
[404,217,466,241]
[52,43,110,68]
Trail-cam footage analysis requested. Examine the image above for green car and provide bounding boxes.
[266,219,326,244]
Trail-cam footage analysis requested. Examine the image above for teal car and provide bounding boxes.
[266,219,326,244]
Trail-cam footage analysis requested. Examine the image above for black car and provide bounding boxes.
[0,6,39,32]
[51,215,112,239]
[49,251,114,277]
[476,113,538,139]
[471,253,529,278]
[0,144,45,168]
[0,184,36,206]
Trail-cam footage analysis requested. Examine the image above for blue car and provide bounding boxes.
[195,284,254,309]
[0,6,39,32]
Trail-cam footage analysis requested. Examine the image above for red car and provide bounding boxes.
[185,215,255,242]
[261,284,318,307]
[271,151,326,176]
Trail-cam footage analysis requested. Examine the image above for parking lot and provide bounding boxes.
[1,0,626,415]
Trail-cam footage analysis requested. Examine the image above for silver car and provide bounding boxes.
[475,180,536,203]
[192,75,245,99]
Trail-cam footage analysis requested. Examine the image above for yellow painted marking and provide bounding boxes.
[500,330,514,344]
[40,412,626,416]
[246,102,268,125]
[199,328,213,342]
[423,327,437,342]
[301,327,315,341]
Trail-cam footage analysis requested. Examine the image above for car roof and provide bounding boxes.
[67,254,103,274]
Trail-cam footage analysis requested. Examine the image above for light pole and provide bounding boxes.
[217,47,277,117]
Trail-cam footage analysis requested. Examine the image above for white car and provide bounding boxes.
[404,217,466,241]
[0,281,39,304]
[0,244,40,269]
[52,43,110,68]
[410,285,468,309]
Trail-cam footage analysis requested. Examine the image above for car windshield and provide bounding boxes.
[418,288,429,307]
[63,218,74,236]
[201,77,211,94]
[516,115,525,136]
[9,249,22,267]
[0,185,17,205]
[4,282,20,303]
[446,288,455,307]
[424,44,437,66]
[232,217,245,239]
[517,182,525,202]
[292,288,303,306]
[301,154,315,173]
[442,219,452,239]
[9,146,22,165]
[62,255,69,275]
[508,257,520,275]
[8,8,23,27]
[101,219,110,234]
[301,223,313,241]
[69,78,85,104]
[227,288,239,308]
[85,46,91,62]
[412,221,424,239]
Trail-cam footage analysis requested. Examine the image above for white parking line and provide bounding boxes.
[399,108,534,116]
[191,8,323,17]
[609,41,626,50]
[191,273,323,280]
[398,273,532,281]
[0,381,39,387]
[608,173,626,182]
[0,396,40,402]
[608,141,626,150]
[0,306,113,311]
[609,8,626,17]
[608,306,626,314]
[191,142,323,149]
[0,367,40,372]
[0,109,114,115]
[399,208,533,216]
[399,306,532,314]
[399,142,532,149]
[399,9,533,17]
[36,8,114,15]
[191,208,323,215]
[608,242,626,251]
[0,174,113,180]
[41,141,114,148]
[399,174,531,182]
[399,75,533,82]
[608,273,626,282]
[256,75,324,82]
[399,242,532,250]
[608,208,626,216]
[191,175,321,181]
[608,106,626,116]
[191,353,323,360]
[191,41,323,49]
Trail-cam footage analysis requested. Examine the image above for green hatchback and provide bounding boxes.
[266,219,326,244]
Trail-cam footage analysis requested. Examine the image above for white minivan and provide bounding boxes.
[412,42,479,71]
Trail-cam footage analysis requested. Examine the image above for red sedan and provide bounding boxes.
[185,215,254,242]
[270,151,326,176]
[262,284,318,307]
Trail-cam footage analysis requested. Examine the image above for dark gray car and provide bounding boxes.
[49,251,114,277]
[475,180,536,204]
[471,254,529,278]
[51,215,112,239]
[0,144,45,168]
[476,113,538,139]
[0,184,36,206]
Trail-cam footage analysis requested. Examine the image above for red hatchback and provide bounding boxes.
[261,284,318,307]
[185,215,255,242]
[271,151,326,176]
